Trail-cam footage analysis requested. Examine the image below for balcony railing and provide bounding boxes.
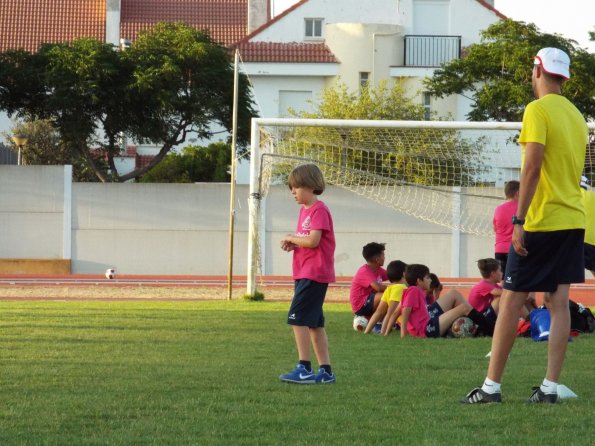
[403,35,461,67]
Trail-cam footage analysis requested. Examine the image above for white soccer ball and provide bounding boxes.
[449,316,478,338]
[105,268,116,279]
[353,315,369,332]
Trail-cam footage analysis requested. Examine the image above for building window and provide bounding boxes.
[359,72,370,89]
[422,92,432,120]
[305,18,323,39]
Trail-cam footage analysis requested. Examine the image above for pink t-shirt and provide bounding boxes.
[401,286,429,338]
[292,200,335,283]
[493,200,517,254]
[468,280,501,313]
[349,264,388,312]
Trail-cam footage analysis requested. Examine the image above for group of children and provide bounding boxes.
[349,242,512,338]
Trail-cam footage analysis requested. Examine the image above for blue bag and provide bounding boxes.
[530,309,550,342]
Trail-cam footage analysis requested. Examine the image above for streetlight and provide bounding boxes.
[11,134,28,165]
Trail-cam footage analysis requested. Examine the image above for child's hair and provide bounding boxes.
[429,273,442,291]
[477,258,501,279]
[287,164,325,195]
[404,264,430,287]
[362,242,386,262]
[504,180,520,199]
[386,260,407,282]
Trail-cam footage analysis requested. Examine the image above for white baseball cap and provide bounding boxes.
[534,47,570,80]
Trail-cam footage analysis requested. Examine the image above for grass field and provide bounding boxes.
[1,299,594,445]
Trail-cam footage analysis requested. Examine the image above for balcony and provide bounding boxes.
[403,35,461,67]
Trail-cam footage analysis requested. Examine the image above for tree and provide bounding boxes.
[2,119,105,181]
[288,81,485,186]
[0,23,256,182]
[424,19,595,122]
[139,142,231,183]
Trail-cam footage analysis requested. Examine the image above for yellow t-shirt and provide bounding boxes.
[518,94,588,232]
[381,283,407,304]
[583,189,595,245]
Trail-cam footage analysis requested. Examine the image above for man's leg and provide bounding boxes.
[487,290,528,383]
[544,284,570,383]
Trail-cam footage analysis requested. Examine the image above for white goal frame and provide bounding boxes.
[246,118,594,295]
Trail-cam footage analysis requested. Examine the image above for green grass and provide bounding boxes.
[1,300,594,445]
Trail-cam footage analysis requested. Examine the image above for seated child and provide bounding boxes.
[363,260,407,334]
[399,264,490,338]
[349,242,389,317]
[426,273,443,305]
[468,258,503,336]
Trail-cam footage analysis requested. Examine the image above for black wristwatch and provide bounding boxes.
[511,215,525,225]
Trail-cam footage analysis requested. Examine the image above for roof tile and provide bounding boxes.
[236,41,338,63]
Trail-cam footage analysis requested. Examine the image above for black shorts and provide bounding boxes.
[584,243,595,271]
[495,252,508,277]
[482,305,498,336]
[504,229,585,292]
[354,293,375,317]
[287,279,328,328]
[425,302,444,338]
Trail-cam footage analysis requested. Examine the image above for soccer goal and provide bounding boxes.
[245,118,594,295]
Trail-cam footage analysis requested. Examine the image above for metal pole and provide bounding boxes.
[227,50,240,300]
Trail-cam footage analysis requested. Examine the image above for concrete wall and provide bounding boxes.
[0,165,495,278]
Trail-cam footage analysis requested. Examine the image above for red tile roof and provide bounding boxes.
[236,41,338,63]
[120,0,249,46]
[0,0,105,52]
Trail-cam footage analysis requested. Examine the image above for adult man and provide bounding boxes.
[461,48,589,404]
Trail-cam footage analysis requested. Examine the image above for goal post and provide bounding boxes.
[246,118,594,295]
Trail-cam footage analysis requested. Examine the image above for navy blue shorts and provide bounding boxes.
[354,292,375,317]
[504,229,585,292]
[584,243,595,271]
[287,279,328,328]
[425,302,444,338]
[482,305,498,336]
[495,252,508,277]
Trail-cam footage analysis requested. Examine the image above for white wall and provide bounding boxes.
[0,165,499,278]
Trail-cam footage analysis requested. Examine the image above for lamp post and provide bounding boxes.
[11,134,28,165]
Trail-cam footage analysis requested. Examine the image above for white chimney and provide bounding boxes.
[106,0,121,47]
[248,0,270,33]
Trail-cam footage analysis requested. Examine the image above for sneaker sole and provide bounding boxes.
[279,377,316,384]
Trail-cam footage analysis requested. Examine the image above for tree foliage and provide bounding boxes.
[424,19,595,122]
[286,81,485,186]
[138,142,231,183]
[0,23,256,182]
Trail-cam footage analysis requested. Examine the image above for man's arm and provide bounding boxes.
[513,142,544,256]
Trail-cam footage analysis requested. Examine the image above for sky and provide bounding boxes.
[273,0,595,52]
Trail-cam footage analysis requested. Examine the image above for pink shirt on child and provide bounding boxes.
[349,265,388,312]
[292,200,335,284]
[468,280,501,313]
[401,286,429,338]
[493,200,517,254]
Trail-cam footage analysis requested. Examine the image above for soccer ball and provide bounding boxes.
[353,315,369,332]
[105,268,116,279]
[449,316,477,338]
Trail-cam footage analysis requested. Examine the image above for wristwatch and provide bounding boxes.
[511,215,525,225]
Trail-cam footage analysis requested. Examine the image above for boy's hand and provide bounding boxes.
[280,238,296,252]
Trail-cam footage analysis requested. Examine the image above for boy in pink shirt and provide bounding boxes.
[468,258,503,336]
[492,180,519,276]
[400,264,490,338]
[349,242,389,317]
[279,164,336,385]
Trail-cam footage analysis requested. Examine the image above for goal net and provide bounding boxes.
[245,118,594,294]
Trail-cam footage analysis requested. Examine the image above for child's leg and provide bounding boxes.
[310,327,330,366]
[372,292,383,311]
[293,325,311,362]
[435,289,467,311]
[380,301,399,335]
[364,301,388,334]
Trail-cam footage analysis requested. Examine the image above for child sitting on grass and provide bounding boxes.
[426,273,443,305]
[400,264,490,338]
[349,242,389,318]
[468,258,503,336]
[364,260,407,334]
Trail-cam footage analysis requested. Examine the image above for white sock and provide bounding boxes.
[481,378,501,394]
[540,378,558,395]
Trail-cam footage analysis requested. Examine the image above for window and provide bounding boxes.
[422,92,432,120]
[305,18,323,39]
[359,72,370,89]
